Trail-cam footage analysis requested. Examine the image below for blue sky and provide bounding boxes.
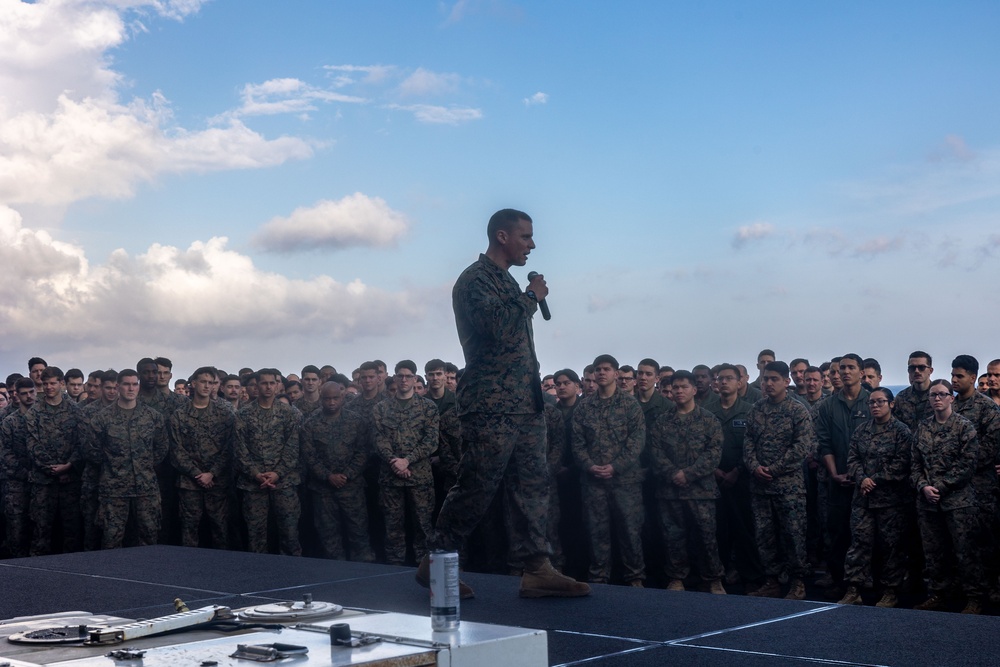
[2,0,999,385]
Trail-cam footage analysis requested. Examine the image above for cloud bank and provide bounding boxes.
[253,193,409,252]
[0,205,423,349]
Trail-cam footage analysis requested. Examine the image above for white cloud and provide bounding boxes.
[0,1,313,207]
[0,205,423,350]
[233,78,367,117]
[523,92,548,106]
[252,193,409,253]
[398,68,462,97]
[385,103,482,125]
[732,222,775,248]
[0,94,313,206]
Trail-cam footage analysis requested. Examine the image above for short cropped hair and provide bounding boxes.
[671,370,696,385]
[395,359,418,375]
[40,367,64,382]
[425,358,447,374]
[637,358,659,373]
[554,369,581,385]
[764,361,790,378]
[487,208,531,242]
[593,354,619,370]
[952,355,979,376]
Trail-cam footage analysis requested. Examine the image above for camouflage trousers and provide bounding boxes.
[659,497,723,583]
[242,486,301,556]
[380,484,435,565]
[311,483,374,562]
[2,480,30,558]
[431,413,550,564]
[917,505,985,597]
[178,487,230,549]
[30,480,82,556]
[99,494,161,549]
[752,492,809,580]
[843,503,906,588]
[80,464,101,551]
[582,481,645,584]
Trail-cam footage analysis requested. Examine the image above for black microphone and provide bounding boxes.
[526,271,551,321]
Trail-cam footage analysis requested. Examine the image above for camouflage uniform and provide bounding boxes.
[806,398,829,564]
[953,391,1000,581]
[710,399,762,584]
[814,389,871,584]
[79,400,111,550]
[86,403,169,549]
[843,418,913,588]
[345,391,386,449]
[744,394,814,580]
[140,389,189,545]
[649,405,723,584]
[912,413,984,597]
[556,400,588,575]
[0,410,32,557]
[892,385,931,432]
[301,407,374,561]
[168,400,236,549]
[25,400,85,555]
[892,385,932,591]
[373,395,439,565]
[235,401,303,555]
[542,402,566,569]
[428,390,463,493]
[430,254,551,568]
[294,397,321,417]
[571,390,646,584]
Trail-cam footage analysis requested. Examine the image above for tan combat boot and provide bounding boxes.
[666,579,685,591]
[519,557,591,598]
[960,598,983,615]
[748,577,781,598]
[914,594,947,611]
[837,585,862,605]
[875,588,897,608]
[784,579,806,600]
[708,580,726,595]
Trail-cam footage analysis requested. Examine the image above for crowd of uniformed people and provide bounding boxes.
[1,349,997,614]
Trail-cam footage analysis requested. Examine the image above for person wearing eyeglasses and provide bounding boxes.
[837,387,913,608]
[892,351,934,432]
[911,379,984,614]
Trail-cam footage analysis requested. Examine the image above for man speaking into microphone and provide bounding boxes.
[417,208,590,598]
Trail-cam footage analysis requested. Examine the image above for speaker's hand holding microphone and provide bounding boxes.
[526,271,551,321]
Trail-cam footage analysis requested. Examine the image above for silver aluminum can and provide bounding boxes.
[430,550,460,631]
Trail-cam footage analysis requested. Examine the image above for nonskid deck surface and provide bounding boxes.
[1,546,997,666]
